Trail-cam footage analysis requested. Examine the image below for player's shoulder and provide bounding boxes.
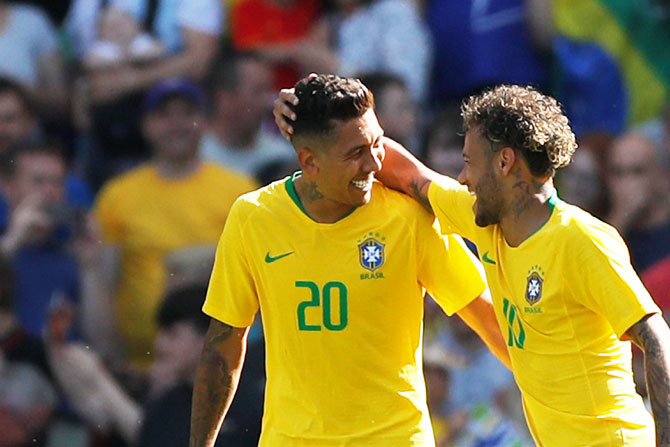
[552,199,626,252]
[371,182,435,224]
[228,176,292,223]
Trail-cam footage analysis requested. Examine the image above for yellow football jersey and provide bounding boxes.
[428,178,661,447]
[203,174,487,447]
[95,162,257,367]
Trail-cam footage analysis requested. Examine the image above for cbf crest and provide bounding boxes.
[525,265,545,306]
[358,233,385,272]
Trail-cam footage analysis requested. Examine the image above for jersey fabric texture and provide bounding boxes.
[428,177,660,447]
[203,174,487,446]
[95,162,256,367]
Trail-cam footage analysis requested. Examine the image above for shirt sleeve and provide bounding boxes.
[415,209,487,315]
[177,0,224,35]
[427,177,479,241]
[202,199,259,328]
[577,224,661,338]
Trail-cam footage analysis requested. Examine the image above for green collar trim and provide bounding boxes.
[284,171,358,222]
[547,189,559,214]
[285,171,310,216]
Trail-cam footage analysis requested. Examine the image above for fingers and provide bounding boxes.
[273,88,299,141]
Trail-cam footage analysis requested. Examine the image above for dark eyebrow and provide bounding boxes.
[344,132,384,157]
[344,144,367,157]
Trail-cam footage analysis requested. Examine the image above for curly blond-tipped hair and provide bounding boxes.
[461,85,577,177]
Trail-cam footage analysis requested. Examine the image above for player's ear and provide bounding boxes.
[498,147,517,176]
[297,146,320,175]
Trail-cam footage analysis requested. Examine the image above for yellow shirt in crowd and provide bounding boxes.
[204,175,486,446]
[95,162,256,367]
[428,177,660,447]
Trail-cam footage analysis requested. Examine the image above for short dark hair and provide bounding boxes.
[156,285,210,334]
[0,77,34,116]
[289,74,374,137]
[461,85,577,178]
[0,139,65,179]
[0,255,15,311]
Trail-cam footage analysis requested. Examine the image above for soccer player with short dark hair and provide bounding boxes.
[190,74,509,446]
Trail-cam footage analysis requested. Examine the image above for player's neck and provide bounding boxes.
[293,175,355,223]
[500,178,555,247]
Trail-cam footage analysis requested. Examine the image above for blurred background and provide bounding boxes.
[0,0,668,446]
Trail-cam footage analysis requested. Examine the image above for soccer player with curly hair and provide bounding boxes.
[273,83,670,447]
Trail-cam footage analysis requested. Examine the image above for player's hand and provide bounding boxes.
[273,88,298,141]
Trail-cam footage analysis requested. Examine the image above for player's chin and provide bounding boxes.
[356,189,373,205]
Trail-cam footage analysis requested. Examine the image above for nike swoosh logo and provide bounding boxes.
[481,251,496,265]
[265,251,294,263]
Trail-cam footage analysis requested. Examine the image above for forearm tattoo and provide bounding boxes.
[627,315,670,446]
[409,177,433,213]
[190,321,236,447]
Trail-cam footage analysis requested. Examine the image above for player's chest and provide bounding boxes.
[250,220,416,286]
[477,240,571,348]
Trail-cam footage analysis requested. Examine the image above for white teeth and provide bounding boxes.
[352,179,372,189]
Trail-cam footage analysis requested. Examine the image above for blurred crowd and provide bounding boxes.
[0,0,668,446]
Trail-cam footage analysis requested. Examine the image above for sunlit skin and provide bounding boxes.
[458,130,504,227]
[456,127,554,247]
[293,108,385,223]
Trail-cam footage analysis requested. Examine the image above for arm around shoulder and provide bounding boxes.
[378,137,442,213]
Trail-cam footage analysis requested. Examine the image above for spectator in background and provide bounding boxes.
[0,77,93,214]
[0,142,81,340]
[229,0,323,89]
[65,0,224,187]
[91,79,256,369]
[426,0,550,105]
[358,72,418,151]
[0,1,68,120]
[0,254,51,380]
[606,131,670,273]
[0,78,40,155]
[140,285,264,447]
[555,144,603,217]
[0,351,57,447]
[200,52,295,181]
[0,258,56,447]
[47,285,264,447]
[230,0,433,102]
[422,105,466,178]
[423,342,530,447]
[332,0,432,103]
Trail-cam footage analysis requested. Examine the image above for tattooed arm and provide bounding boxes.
[378,137,441,213]
[626,313,670,447]
[190,319,250,447]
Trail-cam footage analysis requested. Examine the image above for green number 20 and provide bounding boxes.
[296,281,348,331]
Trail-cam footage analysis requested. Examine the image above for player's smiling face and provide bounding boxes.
[313,108,385,210]
[458,127,505,227]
